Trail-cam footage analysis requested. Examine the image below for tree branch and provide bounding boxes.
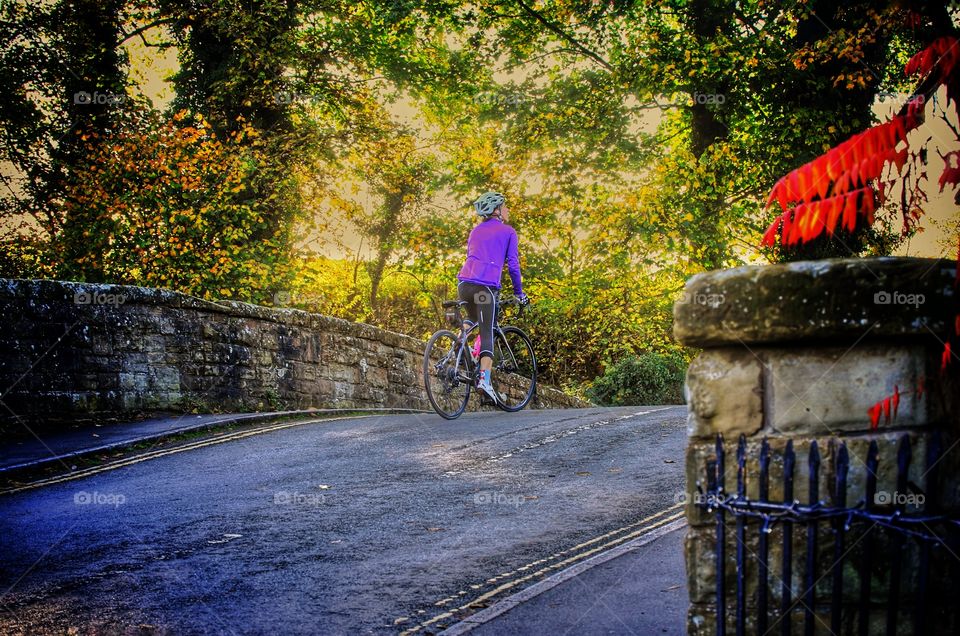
[507,0,613,71]
[116,17,177,47]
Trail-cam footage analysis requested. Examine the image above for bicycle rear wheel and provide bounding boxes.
[490,326,537,412]
[423,329,471,419]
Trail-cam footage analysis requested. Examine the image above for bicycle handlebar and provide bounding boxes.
[498,295,530,315]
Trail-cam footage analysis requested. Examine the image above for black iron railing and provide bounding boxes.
[697,433,960,636]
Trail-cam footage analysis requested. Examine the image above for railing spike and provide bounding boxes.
[782,439,795,636]
[736,435,747,636]
[831,442,849,634]
[758,438,770,634]
[804,441,820,636]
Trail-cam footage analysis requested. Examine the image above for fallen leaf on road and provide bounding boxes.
[608,468,622,473]
[575,471,591,476]
[662,584,681,591]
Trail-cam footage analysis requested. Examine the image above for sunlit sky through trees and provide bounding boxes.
[121,26,958,262]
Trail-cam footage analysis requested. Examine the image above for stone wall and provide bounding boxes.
[675,257,960,635]
[0,279,586,432]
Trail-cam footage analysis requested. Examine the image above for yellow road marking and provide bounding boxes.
[0,416,368,496]
[399,505,686,635]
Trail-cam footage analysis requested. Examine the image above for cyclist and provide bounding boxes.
[457,191,530,402]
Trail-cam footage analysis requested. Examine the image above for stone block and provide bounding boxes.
[768,344,930,434]
[674,257,957,347]
[90,335,112,355]
[118,372,148,392]
[149,367,180,392]
[366,366,389,388]
[686,348,764,438]
[323,363,357,384]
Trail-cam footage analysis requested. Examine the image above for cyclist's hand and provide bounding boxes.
[516,293,531,307]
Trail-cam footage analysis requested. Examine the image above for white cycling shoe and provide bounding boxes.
[477,378,503,404]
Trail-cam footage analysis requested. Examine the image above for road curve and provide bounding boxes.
[0,406,688,635]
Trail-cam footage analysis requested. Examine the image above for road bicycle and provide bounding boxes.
[423,295,537,419]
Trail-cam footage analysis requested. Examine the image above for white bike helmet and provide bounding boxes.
[473,191,506,217]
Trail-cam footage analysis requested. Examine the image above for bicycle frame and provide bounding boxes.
[453,320,523,379]
[426,294,535,417]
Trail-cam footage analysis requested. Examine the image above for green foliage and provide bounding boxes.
[586,352,688,407]
[0,0,129,232]
[2,0,956,398]
[50,107,299,302]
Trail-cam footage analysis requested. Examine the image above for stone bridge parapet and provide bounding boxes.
[0,279,585,431]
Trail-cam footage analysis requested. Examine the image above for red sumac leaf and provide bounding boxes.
[868,402,882,430]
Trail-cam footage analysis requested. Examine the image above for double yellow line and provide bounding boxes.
[398,503,686,635]
[0,416,365,496]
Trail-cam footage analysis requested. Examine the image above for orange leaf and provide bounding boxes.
[782,210,796,244]
[842,192,859,232]
[787,170,803,204]
[825,148,842,181]
[766,176,789,210]
[812,157,830,200]
[868,402,882,430]
[825,195,843,236]
[761,217,782,247]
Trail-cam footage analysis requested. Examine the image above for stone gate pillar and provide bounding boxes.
[674,257,960,635]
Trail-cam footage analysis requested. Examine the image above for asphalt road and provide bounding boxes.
[0,406,688,635]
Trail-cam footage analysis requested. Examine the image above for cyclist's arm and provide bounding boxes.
[506,229,523,296]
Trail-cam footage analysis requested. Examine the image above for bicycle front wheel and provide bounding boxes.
[423,329,471,419]
[490,326,537,412]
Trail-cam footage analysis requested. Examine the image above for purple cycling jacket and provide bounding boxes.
[457,217,523,294]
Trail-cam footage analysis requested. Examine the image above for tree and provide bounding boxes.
[0,0,130,275]
[326,121,436,324]
[760,30,959,380]
[761,35,959,252]
[50,108,298,301]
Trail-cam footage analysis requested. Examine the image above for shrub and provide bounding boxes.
[586,352,687,406]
